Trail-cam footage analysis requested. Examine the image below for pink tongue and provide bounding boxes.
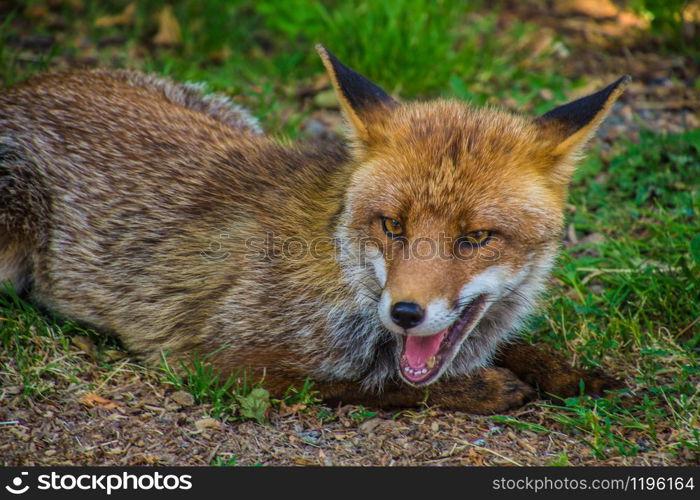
[404,331,446,369]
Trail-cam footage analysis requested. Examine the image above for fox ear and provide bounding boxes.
[316,44,396,141]
[537,76,631,159]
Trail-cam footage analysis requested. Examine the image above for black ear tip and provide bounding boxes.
[316,44,339,67]
[596,75,631,100]
[314,43,395,115]
[615,74,632,89]
[537,74,632,134]
[315,44,328,58]
[316,44,344,71]
[598,74,631,101]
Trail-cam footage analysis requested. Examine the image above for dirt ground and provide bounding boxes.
[1,1,698,466]
[1,361,695,466]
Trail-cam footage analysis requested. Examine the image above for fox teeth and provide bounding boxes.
[402,358,437,376]
[403,366,429,376]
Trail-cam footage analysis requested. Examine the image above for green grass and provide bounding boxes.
[98,0,575,100]
[159,350,320,423]
[159,351,271,423]
[526,129,700,458]
[0,11,56,87]
[490,415,552,435]
[348,406,378,422]
[280,378,322,407]
[250,0,575,108]
[0,285,101,399]
[626,0,697,55]
[2,0,578,133]
[211,454,238,466]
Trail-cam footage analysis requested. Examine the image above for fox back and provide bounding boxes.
[0,47,628,401]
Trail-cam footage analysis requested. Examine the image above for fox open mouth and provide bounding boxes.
[398,295,487,386]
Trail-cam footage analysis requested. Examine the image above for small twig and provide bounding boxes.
[578,267,634,286]
[676,316,700,338]
[94,358,131,394]
[84,439,119,452]
[576,267,635,273]
[205,443,222,465]
[450,439,523,466]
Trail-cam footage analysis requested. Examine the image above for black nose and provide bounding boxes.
[390,301,424,329]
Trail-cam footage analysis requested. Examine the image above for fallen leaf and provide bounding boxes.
[170,390,195,407]
[236,388,270,424]
[358,418,382,435]
[195,417,221,431]
[153,5,182,46]
[95,3,137,28]
[71,335,98,360]
[278,402,306,417]
[80,393,118,410]
[293,457,317,465]
[579,232,606,246]
[555,0,619,18]
[617,11,648,29]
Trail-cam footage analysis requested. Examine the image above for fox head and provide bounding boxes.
[317,45,629,387]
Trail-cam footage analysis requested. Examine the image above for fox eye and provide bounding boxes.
[380,217,404,238]
[458,230,492,247]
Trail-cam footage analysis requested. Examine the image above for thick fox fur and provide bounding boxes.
[0,47,628,413]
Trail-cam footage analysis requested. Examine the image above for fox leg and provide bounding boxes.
[313,367,535,414]
[494,341,623,398]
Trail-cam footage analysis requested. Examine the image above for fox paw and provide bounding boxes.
[495,342,624,400]
[431,367,536,414]
[534,368,624,399]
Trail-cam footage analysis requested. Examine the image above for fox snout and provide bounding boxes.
[378,285,491,386]
[376,263,526,386]
[380,294,462,336]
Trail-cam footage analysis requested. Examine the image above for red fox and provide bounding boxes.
[0,46,627,413]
